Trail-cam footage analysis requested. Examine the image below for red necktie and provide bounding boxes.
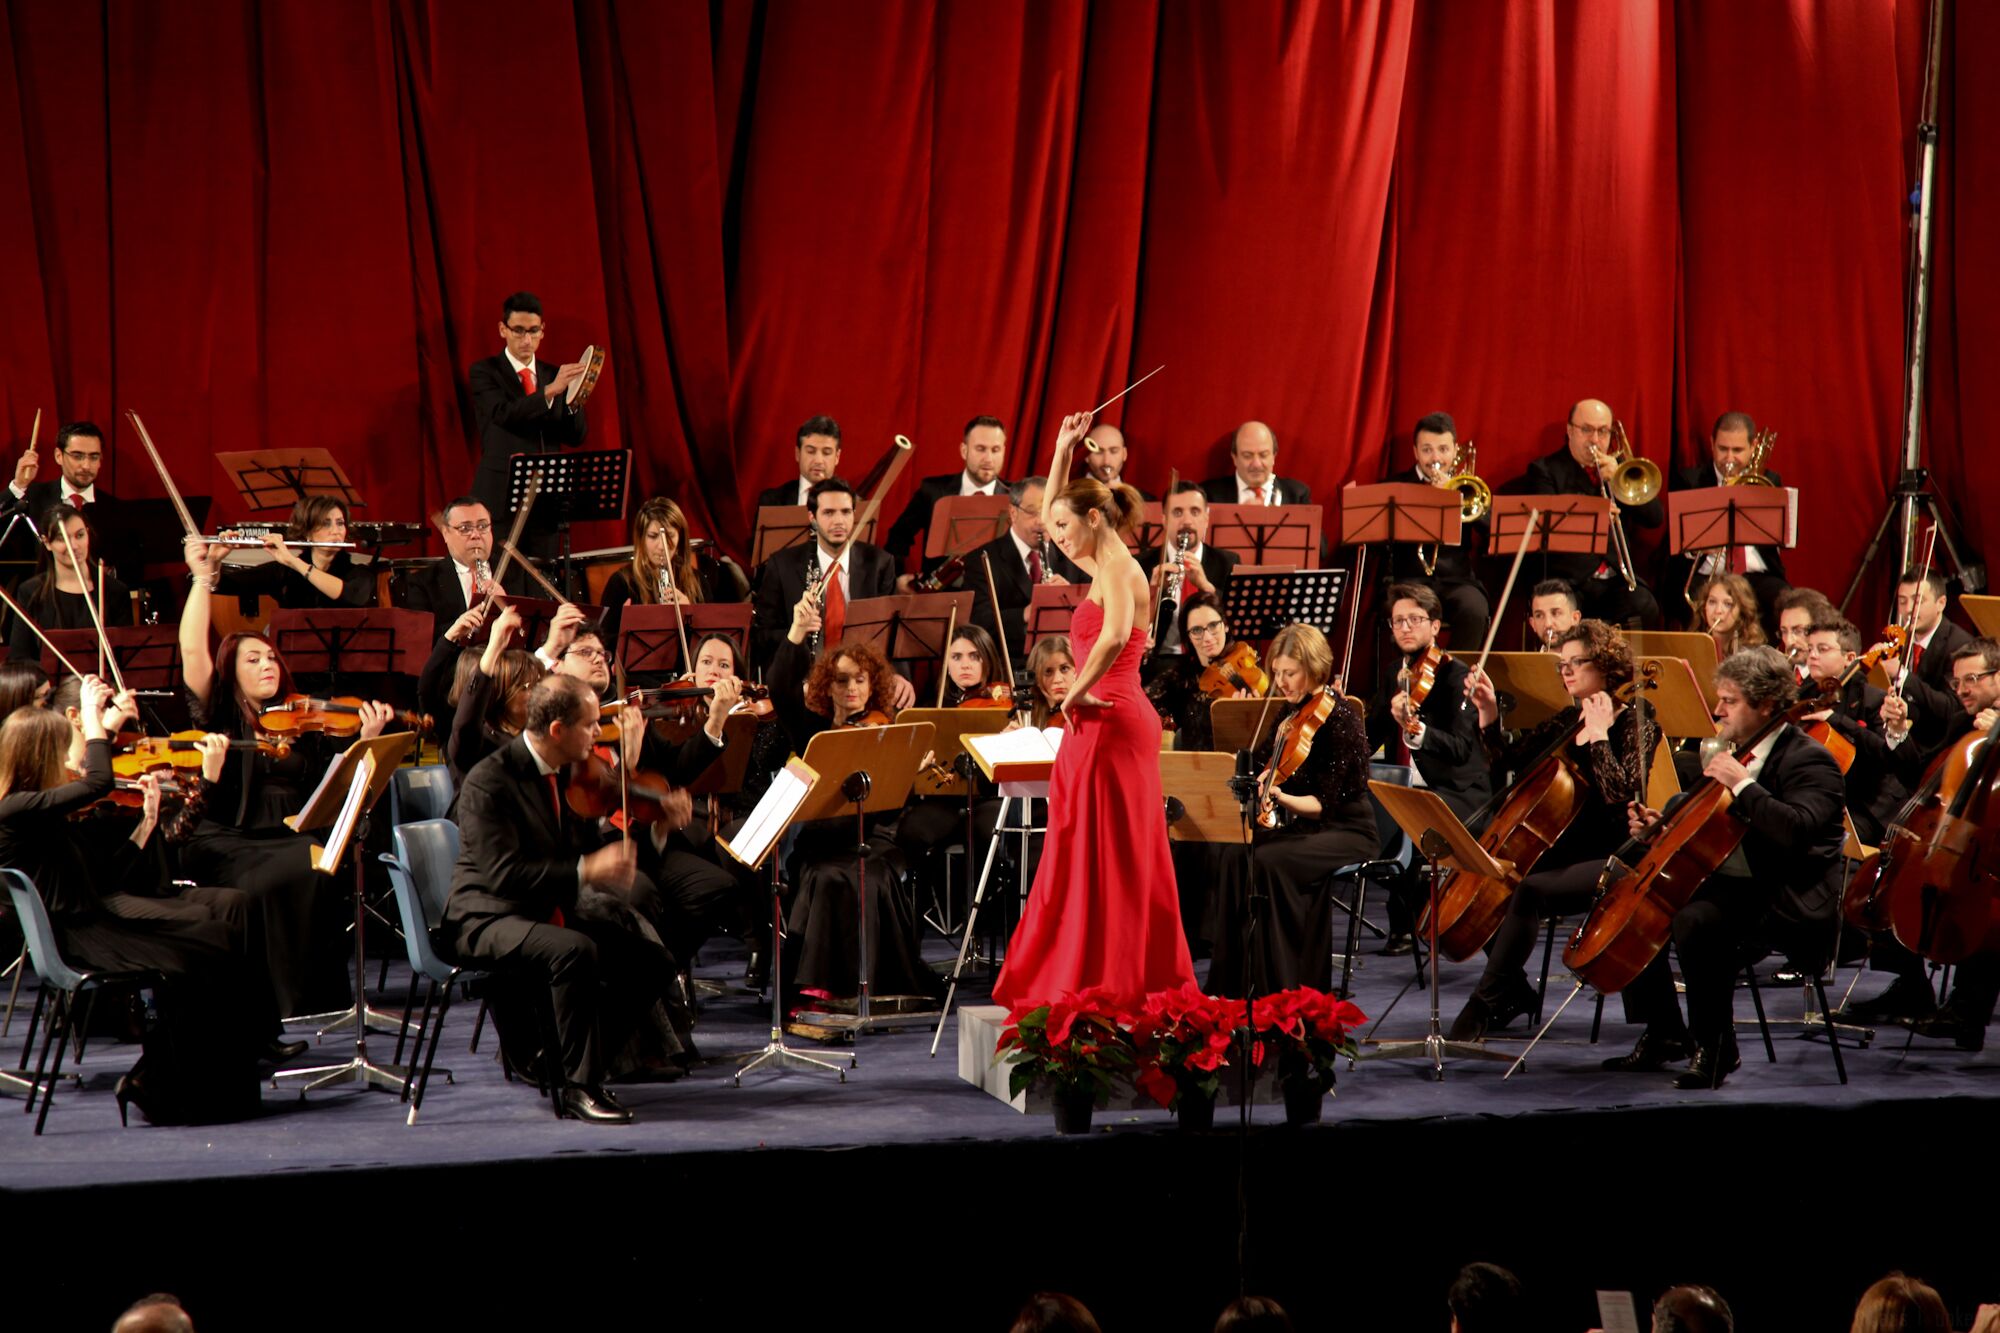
[1909,641,1924,679]
[519,366,536,396]
[1728,545,1750,575]
[1028,548,1043,585]
[545,772,567,927]
[822,564,846,647]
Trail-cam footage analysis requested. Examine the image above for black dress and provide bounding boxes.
[1207,693,1380,998]
[218,551,376,609]
[5,574,134,661]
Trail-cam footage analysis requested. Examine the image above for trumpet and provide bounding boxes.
[1590,421,1661,592]
[1417,440,1491,575]
[1685,429,1778,611]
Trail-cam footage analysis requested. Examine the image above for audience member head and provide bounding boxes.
[795,414,843,485]
[1651,1283,1733,1333]
[437,497,495,567]
[112,1293,196,1333]
[1849,1273,1949,1333]
[1447,1261,1524,1333]
[1214,1295,1294,1332]
[962,414,1008,487]
[1008,1292,1100,1333]
[1083,423,1127,485]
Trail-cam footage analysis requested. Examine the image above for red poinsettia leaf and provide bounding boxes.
[1135,1063,1176,1109]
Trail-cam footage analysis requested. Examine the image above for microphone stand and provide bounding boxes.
[1223,748,1265,1293]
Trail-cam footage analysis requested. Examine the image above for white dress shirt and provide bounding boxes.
[1235,477,1274,506]
[959,472,1000,497]
[1694,465,1770,576]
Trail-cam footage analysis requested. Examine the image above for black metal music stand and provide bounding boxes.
[614,603,753,680]
[213,448,364,515]
[268,608,432,695]
[1206,502,1325,568]
[43,628,183,692]
[841,591,976,664]
[505,448,632,597]
[1025,584,1088,652]
[1219,568,1349,643]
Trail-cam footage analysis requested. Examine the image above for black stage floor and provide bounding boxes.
[5,937,1996,1331]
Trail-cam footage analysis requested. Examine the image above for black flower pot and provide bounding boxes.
[1282,1073,1327,1126]
[1175,1082,1217,1133]
[1051,1085,1096,1135]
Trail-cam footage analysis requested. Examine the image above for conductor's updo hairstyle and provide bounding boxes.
[1054,477,1146,538]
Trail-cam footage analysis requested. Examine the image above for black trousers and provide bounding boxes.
[1471,858,1648,1027]
[1619,874,1773,1051]
[638,830,746,967]
[1208,809,1378,999]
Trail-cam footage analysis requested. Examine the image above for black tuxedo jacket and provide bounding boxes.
[397,556,535,642]
[1516,447,1665,589]
[1897,618,1974,749]
[467,352,590,520]
[750,540,899,664]
[1820,679,1909,846]
[966,531,1039,664]
[882,473,1010,569]
[441,734,611,956]
[16,479,118,524]
[1198,474,1311,507]
[754,480,810,513]
[1364,653,1493,822]
[1717,722,1849,916]
[1381,467,1489,585]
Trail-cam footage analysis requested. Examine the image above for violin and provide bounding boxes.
[847,708,895,728]
[112,732,283,779]
[956,682,1014,710]
[78,775,195,815]
[1254,686,1345,830]
[1198,641,1270,701]
[258,695,428,738]
[1398,644,1449,740]
[636,682,773,721]
[565,747,680,828]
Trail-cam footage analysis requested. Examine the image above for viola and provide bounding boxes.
[1399,644,1449,740]
[258,695,428,738]
[565,747,680,828]
[1860,714,2000,963]
[1254,686,1345,830]
[1198,641,1270,701]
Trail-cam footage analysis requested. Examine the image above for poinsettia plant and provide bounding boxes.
[1131,982,1253,1110]
[1251,986,1366,1081]
[994,986,1135,1106]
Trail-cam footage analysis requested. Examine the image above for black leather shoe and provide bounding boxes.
[1447,996,1493,1042]
[1601,1030,1693,1073]
[263,1038,310,1064]
[1833,978,1937,1027]
[1909,1008,1987,1051]
[744,948,769,990]
[1381,933,1415,957]
[1673,1042,1742,1090]
[558,1086,634,1124]
[1484,979,1540,1034]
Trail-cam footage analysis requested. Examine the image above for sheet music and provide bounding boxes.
[964,725,1063,776]
[719,757,818,869]
[1595,1290,1642,1333]
[311,752,376,875]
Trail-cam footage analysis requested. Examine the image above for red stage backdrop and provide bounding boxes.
[1,0,1992,614]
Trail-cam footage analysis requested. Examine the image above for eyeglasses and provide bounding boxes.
[60,450,102,462]
[1187,620,1227,637]
[505,324,545,337]
[1389,615,1436,629]
[565,647,608,663]
[1556,658,1591,675]
[1955,669,1997,688]
[1568,422,1614,439]
[449,521,494,536]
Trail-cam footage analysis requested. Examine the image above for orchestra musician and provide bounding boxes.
[179,534,397,1018]
[599,497,739,644]
[1021,635,1075,730]
[399,497,534,643]
[886,414,1011,587]
[439,602,547,792]
[1517,399,1663,629]
[217,494,375,610]
[1449,620,1657,1041]
[1798,617,1908,847]
[755,415,844,510]
[6,503,133,662]
[1384,412,1490,651]
[6,422,130,577]
[968,476,1059,666]
[1690,573,1767,660]
[467,292,591,557]
[0,661,51,712]
[439,674,684,1125]
[1877,568,1972,751]
[1528,579,1582,649]
[1207,623,1377,998]
[1151,592,1260,752]
[896,624,1006,922]
[1613,647,1847,1089]
[1138,481,1239,655]
[1666,412,1790,632]
[1200,421,1311,508]
[1774,586,1837,681]
[1081,423,1153,500]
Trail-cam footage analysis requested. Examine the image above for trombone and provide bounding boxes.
[1684,429,1777,611]
[1588,420,1662,592]
[1417,440,1492,575]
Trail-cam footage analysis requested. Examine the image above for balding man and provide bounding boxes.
[1201,421,1311,509]
[1081,423,1154,500]
[1517,398,1664,629]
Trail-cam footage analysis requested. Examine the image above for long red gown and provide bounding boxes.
[991,598,1197,1009]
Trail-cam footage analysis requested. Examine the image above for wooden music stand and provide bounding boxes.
[1489,495,1608,560]
[1206,502,1324,568]
[43,628,184,691]
[1667,486,1797,561]
[1026,584,1089,651]
[1210,698,1286,756]
[1219,568,1349,642]
[1160,751,1251,846]
[1633,656,1720,739]
[897,708,1015,799]
[842,591,975,663]
[214,448,364,514]
[1625,632,1722,711]
[752,505,879,567]
[615,602,753,678]
[925,496,1011,562]
[268,608,433,691]
[1959,594,2000,641]
[1481,652,1569,730]
[1340,481,1463,552]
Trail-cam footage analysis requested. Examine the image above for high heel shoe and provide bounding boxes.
[114,1073,140,1127]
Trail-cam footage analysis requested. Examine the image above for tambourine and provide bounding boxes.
[567,344,607,407]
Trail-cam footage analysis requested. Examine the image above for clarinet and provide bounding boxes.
[473,557,493,603]
[803,558,825,657]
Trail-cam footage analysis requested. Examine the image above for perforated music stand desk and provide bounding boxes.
[1481,652,1569,731]
[616,602,753,678]
[268,609,433,687]
[1490,495,1607,557]
[897,707,1014,799]
[925,496,1011,561]
[1625,632,1722,711]
[1210,697,1286,756]
[214,449,363,514]
[1160,751,1250,845]
[44,628,183,690]
[1958,596,2000,642]
[505,448,630,525]
[1206,502,1324,568]
[843,591,975,662]
[1026,584,1089,651]
[752,507,878,567]
[1667,486,1797,557]
[1221,568,1349,642]
[1340,481,1462,551]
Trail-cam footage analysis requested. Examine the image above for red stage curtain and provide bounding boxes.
[0,0,1988,614]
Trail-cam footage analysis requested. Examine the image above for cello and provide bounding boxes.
[1862,712,2000,964]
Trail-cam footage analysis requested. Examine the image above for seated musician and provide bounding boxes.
[1614,647,1847,1088]
[1528,578,1581,650]
[1691,573,1766,660]
[1080,423,1153,500]
[1774,586,1837,681]
[1021,635,1075,730]
[1516,399,1663,629]
[969,476,1057,666]
[1384,412,1490,651]
[439,603,547,792]
[1847,636,2000,1047]
[750,478,906,697]
[440,674,685,1125]
[1876,568,1973,751]
[765,590,942,1003]
[180,535,398,1019]
[1153,593,1261,752]
[1799,617,1907,848]
[1367,583,1493,953]
[885,414,1010,589]
[755,414,844,510]
[0,661,52,712]
[1207,623,1377,999]
[1666,412,1790,632]
[896,624,1006,926]
[1450,620,1655,1040]
[400,497,533,644]
[1200,421,1311,508]
[599,496,741,644]
[217,495,375,610]
[1139,481,1238,657]
[6,504,133,662]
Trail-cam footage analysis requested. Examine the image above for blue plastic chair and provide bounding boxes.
[390,765,455,826]
[5,869,159,1136]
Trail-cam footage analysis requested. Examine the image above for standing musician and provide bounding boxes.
[886,414,1011,587]
[1449,620,1656,1040]
[1613,647,1847,1088]
[750,479,909,708]
[6,503,133,661]
[439,674,684,1125]
[1207,623,1377,999]
[1666,411,1790,632]
[1385,412,1491,651]
[179,535,398,1019]
[967,476,1060,666]
[217,494,376,609]
[1367,584,1493,953]
[1081,423,1152,499]
[467,292,591,557]
[599,497,741,644]
[1139,481,1239,655]
[1690,573,1767,660]
[755,415,844,510]
[1201,421,1311,508]
[6,422,130,577]
[1877,567,1971,751]
[399,497,534,643]
[1527,579,1582,650]
[1517,399,1664,629]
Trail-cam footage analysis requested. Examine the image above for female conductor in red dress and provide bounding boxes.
[991,411,1197,1009]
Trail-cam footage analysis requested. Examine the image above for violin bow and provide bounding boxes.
[1888,525,1942,699]
[980,553,1017,699]
[125,412,201,541]
[0,583,86,679]
[481,474,542,613]
[56,521,124,695]
[1462,506,1543,711]
[935,601,959,707]
[499,537,571,604]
